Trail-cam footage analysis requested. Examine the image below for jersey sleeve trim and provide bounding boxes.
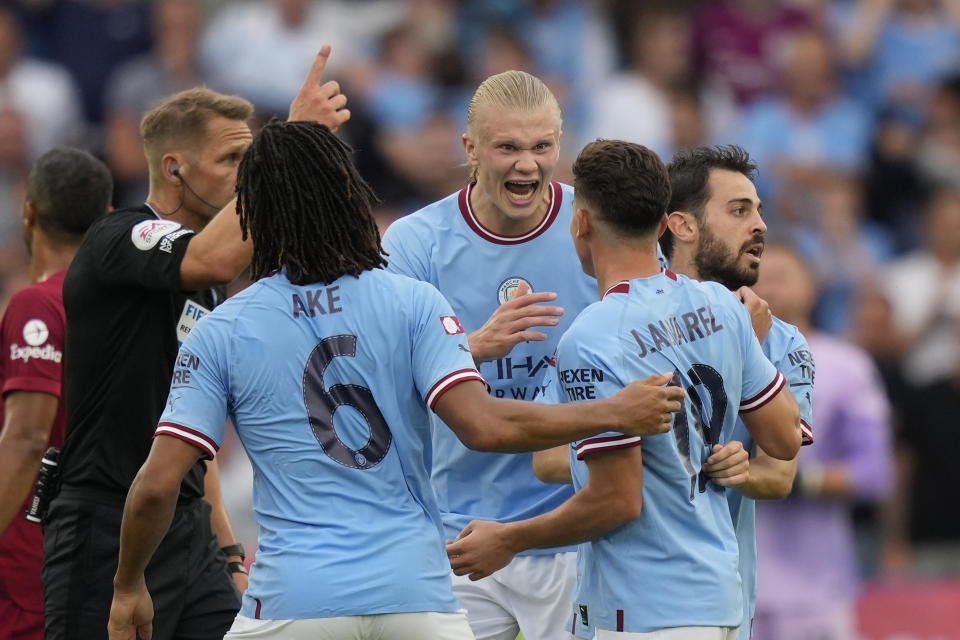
[154,422,218,459]
[426,368,486,410]
[800,419,814,446]
[575,434,642,460]
[2,376,61,398]
[739,371,785,413]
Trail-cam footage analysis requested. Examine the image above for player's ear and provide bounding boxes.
[667,211,696,244]
[22,200,37,228]
[462,132,478,167]
[573,206,591,239]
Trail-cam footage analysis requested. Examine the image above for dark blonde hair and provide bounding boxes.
[141,87,253,180]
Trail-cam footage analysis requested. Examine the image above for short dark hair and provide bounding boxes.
[662,145,757,258]
[236,120,387,285]
[25,147,112,242]
[572,139,671,236]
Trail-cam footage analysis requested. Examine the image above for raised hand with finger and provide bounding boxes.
[736,286,772,341]
[288,44,351,131]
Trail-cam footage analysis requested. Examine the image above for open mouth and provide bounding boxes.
[504,180,539,203]
[744,244,764,262]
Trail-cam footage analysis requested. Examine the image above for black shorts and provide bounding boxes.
[42,493,240,640]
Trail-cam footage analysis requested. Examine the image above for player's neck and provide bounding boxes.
[29,231,76,284]
[592,244,663,299]
[665,251,700,281]
[470,185,550,237]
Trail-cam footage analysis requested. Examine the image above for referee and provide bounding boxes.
[41,47,350,640]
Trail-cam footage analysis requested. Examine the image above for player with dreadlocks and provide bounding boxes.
[237,121,385,285]
[107,120,683,640]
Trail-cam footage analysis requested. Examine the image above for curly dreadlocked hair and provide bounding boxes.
[236,120,386,285]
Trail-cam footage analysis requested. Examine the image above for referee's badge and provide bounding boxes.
[497,277,532,305]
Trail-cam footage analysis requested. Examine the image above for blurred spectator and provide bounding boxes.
[794,176,894,333]
[737,28,872,227]
[753,243,893,640]
[916,74,960,193]
[0,5,82,267]
[881,315,960,577]
[883,189,960,387]
[19,0,151,126]
[104,0,206,207]
[840,0,960,123]
[585,5,736,159]
[201,0,403,117]
[691,0,814,106]
[862,111,926,252]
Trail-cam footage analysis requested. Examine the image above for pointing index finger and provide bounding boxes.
[305,45,332,86]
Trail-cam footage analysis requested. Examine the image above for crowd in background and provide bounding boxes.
[1,0,959,619]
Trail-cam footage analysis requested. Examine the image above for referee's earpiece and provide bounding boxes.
[169,161,181,178]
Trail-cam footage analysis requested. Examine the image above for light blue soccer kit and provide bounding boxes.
[727,317,815,639]
[154,269,484,620]
[382,181,597,549]
[557,270,786,634]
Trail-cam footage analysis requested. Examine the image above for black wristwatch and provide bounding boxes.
[221,543,245,561]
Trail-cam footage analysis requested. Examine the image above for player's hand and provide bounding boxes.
[446,520,516,581]
[288,44,350,131]
[608,373,685,437]
[232,569,249,595]
[703,441,750,487]
[736,286,772,342]
[467,280,563,364]
[108,577,154,640]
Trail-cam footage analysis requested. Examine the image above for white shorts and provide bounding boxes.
[451,551,577,640]
[595,627,738,640]
[224,610,474,640]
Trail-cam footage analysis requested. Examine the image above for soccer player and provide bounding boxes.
[533,145,816,640]
[661,146,815,640]
[43,47,350,640]
[447,140,801,638]
[381,69,666,640]
[0,148,112,640]
[106,121,684,640]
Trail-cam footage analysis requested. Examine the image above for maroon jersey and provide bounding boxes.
[0,270,67,613]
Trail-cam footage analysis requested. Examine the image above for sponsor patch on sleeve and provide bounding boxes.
[440,315,465,335]
[131,220,185,251]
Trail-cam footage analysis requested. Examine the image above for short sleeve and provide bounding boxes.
[408,281,485,410]
[555,328,638,460]
[92,213,195,292]
[1,286,64,398]
[773,328,816,445]
[734,304,785,414]
[154,314,230,459]
[382,217,432,282]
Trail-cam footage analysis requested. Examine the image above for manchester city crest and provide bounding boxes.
[497,277,533,305]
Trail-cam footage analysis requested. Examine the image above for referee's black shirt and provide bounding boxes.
[59,205,223,503]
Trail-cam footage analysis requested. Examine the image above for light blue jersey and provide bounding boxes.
[559,271,785,633]
[382,182,597,550]
[154,269,484,620]
[728,316,815,639]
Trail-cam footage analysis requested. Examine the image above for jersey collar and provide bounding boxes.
[601,269,677,299]
[458,181,562,245]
